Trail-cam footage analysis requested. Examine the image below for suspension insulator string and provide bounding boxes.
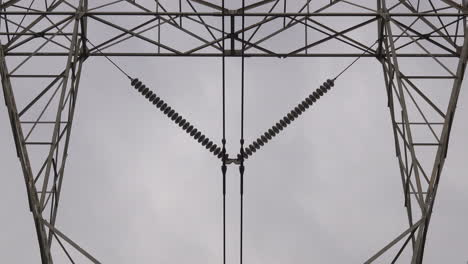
[129,78,224,159]
[238,78,334,160]
[239,40,378,160]
[88,38,224,159]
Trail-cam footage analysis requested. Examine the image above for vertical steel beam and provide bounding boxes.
[411,22,468,264]
[382,0,427,214]
[0,45,53,264]
[38,10,81,210]
[1,1,88,262]
[378,0,468,262]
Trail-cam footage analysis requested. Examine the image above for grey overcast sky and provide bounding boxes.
[1,0,468,263]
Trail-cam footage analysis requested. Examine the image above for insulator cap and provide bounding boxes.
[257,138,264,146]
[164,106,171,114]
[167,109,175,117]
[294,107,302,116]
[131,78,139,86]
[190,128,198,137]
[265,131,272,140]
[182,122,190,130]
[312,92,320,99]
[206,141,213,149]
[245,148,252,156]
[194,131,201,140]
[268,128,276,137]
[146,91,154,99]
[149,94,156,101]
[202,138,209,146]
[253,141,260,149]
[291,110,298,118]
[214,147,221,156]
[296,106,303,113]
[272,126,279,134]
[198,134,205,143]
[280,119,287,128]
[135,81,142,89]
[210,144,217,152]
[153,97,161,104]
[309,94,317,102]
[299,102,307,111]
[317,89,324,96]
[249,144,256,153]
[261,135,268,143]
[238,152,248,160]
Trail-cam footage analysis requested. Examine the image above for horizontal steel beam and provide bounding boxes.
[0,12,465,17]
[3,52,459,58]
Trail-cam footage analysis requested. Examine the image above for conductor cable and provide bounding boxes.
[239,2,246,264]
[221,1,227,263]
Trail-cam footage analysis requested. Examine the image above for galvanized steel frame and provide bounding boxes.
[0,0,467,263]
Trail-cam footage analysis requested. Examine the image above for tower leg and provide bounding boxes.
[375,0,468,262]
[0,1,97,262]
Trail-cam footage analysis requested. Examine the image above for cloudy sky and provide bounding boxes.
[1,0,468,263]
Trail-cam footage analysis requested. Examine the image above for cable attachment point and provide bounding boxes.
[221,163,227,175]
[239,138,245,196]
[226,157,241,165]
[221,162,227,195]
[239,164,245,195]
[239,164,245,175]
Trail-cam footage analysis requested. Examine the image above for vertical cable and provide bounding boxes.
[240,1,246,264]
[283,0,287,27]
[305,2,309,54]
[156,0,161,54]
[221,1,227,264]
[179,0,182,26]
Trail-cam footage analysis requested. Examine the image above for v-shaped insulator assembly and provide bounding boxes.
[130,78,224,160]
[130,77,334,163]
[238,79,335,160]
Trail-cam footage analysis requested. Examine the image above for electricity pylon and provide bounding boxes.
[1,0,467,263]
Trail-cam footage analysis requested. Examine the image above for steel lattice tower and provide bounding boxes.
[1,0,467,263]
